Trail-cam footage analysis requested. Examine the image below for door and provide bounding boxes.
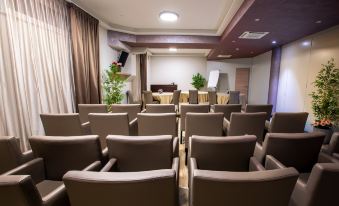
[235,68,250,103]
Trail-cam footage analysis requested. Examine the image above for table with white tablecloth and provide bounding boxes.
[152,91,229,104]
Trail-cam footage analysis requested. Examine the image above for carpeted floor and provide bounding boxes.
[179,142,189,206]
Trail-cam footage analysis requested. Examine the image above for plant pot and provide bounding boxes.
[313,126,336,144]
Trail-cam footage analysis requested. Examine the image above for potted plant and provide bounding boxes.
[310,58,339,144]
[103,61,126,110]
[191,73,206,90]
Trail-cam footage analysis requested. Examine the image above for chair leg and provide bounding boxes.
[185,148,188,165]
[180,131,183,144]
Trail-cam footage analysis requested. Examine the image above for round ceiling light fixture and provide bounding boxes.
[272,40,277,44]
[169,48,177,52]
[160,11,179,22]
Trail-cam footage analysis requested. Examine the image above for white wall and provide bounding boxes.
[149,56,207,91]
[248,51,272,104]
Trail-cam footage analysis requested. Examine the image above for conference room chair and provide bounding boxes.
[212,104,242,120]
[171,90,181,111]
[188,90,198,104]
[289,163,339,206]
[105,135,179,184]
[78,104,107,124]
[40,113,90,136]
[1,135,104,206]
[244,104,273,121]
[321,132,339,160]
[223,112,266,141]
[254,132,326,173]
[185,113,224,160]
[88,113,138,149]
[207,91,217,106]
[63,169,177,206]
[145,104,176,113]
[137,113,179,156]
[266,112,309,133]
[228,90,240,104]
[143,91,160,107]
[111,103,141,122]
[0,136,34,174]
[180,104,209,143]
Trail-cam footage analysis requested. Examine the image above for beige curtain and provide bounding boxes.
[68,4,100,108]
[131,55,142,102]
[0,0,75,150]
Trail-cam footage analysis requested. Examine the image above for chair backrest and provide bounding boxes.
[171,90,181,105]
[143,91,154,104]
[111,104,141,121]
[29,135,102,180]
[40,113,82,136]
[180,105,210,130]
[213,104,242,120]
[63,170,176,206]
[190,135,256,171]
[88,113,130,149]
[327,132,339,154]
[228,91,240,104]
[0,175,42,206]
[208,91,217,105]
[269,112,308,133]
[261,132,325,173]
[107,135,173,172]
[0,136,25,174]
[189,90,198,104]
[245,104,273,121]
[185,113,224,147]
[192,168,298,206]
[138,113,177,137]
[146,104,175,113]
[300,163,339,206]
[78,104,107,123]
[228,112,266,139]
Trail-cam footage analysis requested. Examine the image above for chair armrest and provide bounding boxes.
[333,153,339,160]
[318,152,339,163]
[100,158,118,172]
[188,158,198,188]
[265,155,286,170]
[172,157,180,185]
[223,117,230,135]
[3,158,45,183]
[129,118,138,136]
[141,109,146,113]
[249,157,265,171]
[81,122,91,135]
[253,142,265,163]
[173,136,179,157]
[42,184,69,206]
[21,150,34,163]
[101,148,109,163]
[83,161,102,171]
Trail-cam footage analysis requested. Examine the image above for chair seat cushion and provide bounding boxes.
[36,180,63,197]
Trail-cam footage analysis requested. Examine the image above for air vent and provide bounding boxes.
[239,31,269,39]
[218,54,232,58]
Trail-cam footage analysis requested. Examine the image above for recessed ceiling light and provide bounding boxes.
[302,41,311,46]
[169,48,177,52]
[315,20,322,24]
[218,54,232,58]
[160,11,179,22]
[255,18,260,22]
[232,40,236,43]
[272,40,277,44]
[235,48,240,51]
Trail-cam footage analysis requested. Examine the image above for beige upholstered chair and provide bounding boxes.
[188,90,198,104]
[88,113,138,149]
[143,91,159,106]
[228,91,240,104]
[145,104,175,113]
[171,90,181,111]
[111,104,141,122]
[213,104,242,120]
[254,132,325,173]
[40,113,90,136]
[321,132,339,160]
[266,112,308,133]
[63,169,177,206]
[137,113,179,156]
[180,104,209,143]
[0,136,34,174]
[78,104,107,124]
[224,112,266,140]
[208,91,217,105]
[1,135,103,206]
[244,104,273,121]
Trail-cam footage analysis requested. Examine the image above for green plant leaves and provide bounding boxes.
[191,73,206,90]
[102,63,126,106]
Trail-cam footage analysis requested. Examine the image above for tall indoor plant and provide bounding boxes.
[310,58,339,143]
[103,61,126,109]
[191,73,206,90]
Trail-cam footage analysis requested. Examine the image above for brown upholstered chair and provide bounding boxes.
[40,113,90,136]
[180,104,209,143]
[212,104,242,120]
[143,91,160,106]
[254,132,325,173]
[266,112,308,133]
[78,104,107,124]
[63,169,177,206]
[228,90,240,104]
[208,91,217,105]
[244,104,273,121]
[145,104,175,113]
[88,113,138,149]
[111,104,141,122]
[1,135,103,206]
[0,136,34,174]
[188,90,198,104]
[224,112,266,140]
[321,132,339,160]
[137,113,179,157]
[171,90,181,111]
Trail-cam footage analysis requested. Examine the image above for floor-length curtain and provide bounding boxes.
[131,55,142,103]
[68,4,100,107]
[140,53,148,94]
[0,0,75,151]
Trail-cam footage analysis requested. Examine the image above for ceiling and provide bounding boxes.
[70,0,243,35]
[148,48,211,57]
